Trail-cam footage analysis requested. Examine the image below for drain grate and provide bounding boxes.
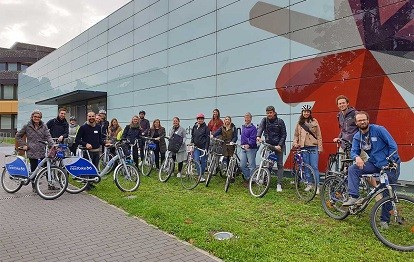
[0,193,37,201]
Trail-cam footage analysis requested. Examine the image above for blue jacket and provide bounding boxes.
[257,116,287,147]
[241,123,258,149]
[351,124,400,168]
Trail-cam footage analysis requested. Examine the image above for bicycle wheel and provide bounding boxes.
[35,166,68,200]
[249,167,271,198]
[219,156,227,178]
[114,164,140,192]
[141,151,153,176]
[294,162,317,203]
[181,160,201,190]
[98,152,114,174]
[66,174,89,194]
[320,175,350,220]
[224,159,235,193]
[370,194,414,251]
[158,158,174,182]
[205,155,217,187]
[1,168,23,193]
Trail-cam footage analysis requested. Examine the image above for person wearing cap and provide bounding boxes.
[293,105,323,194]
[46,107,69,143]
[68,116,79,155]
[256,105,287,192]
[138,110,150,162]
[16,110,54,192]
[191,113,210,181]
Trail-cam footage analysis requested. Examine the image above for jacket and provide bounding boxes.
[150,127,167,153]
[213,124,237,143]
[139,118,150,136]
[191,122,210,149]
[169,125,187,163]
[122,124,141,143]
[257,116,287,147]
[16,120,54,159]
[337,107,358,147]
[293,118,323,152]
[208,119,224,133]
[351,124,400,168]
[46,117,69,139]
[75,123,104,150]
[241,123,258,149]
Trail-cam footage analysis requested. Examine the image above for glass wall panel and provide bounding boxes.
[3,85,14,99]
[1,115,12,129]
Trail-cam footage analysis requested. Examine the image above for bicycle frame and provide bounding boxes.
[257,142,278,177]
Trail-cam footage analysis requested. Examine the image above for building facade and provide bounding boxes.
[0,42,54,136]
[18,0,414,182]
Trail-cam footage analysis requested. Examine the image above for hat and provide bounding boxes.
[69,116,76,121]
[196,113,205,119]
[301,104,312,111]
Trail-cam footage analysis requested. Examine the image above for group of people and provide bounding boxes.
[15,95,400,208]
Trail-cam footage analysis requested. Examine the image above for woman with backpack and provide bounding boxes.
[169,117,187,177]
[293,105,323,194]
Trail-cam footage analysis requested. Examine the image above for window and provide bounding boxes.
[7,63,17,71]
[0,63,5,71]
[21,64,29,71]
[0,115,12,129]
[3,85,14,99]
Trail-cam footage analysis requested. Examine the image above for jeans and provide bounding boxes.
[240,148,257,180]
[84,151,100,169]
[348,162,400,222]
[302,146,320,185]
[193,148,207,176]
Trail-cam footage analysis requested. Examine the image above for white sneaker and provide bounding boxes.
[304,184,314,192]
[276,184,282,192]
[316,187,320,195]
[199,177,206,182]
[176,172,182,178]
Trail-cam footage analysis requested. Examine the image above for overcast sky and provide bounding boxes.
[0,0,131,49]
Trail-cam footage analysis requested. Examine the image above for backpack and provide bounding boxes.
[168,133,183,153]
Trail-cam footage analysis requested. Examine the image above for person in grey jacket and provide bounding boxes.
[16,110,54,191]
[169,117,187,177]
[333,95,358,149]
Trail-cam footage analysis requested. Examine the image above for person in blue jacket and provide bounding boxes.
[342,111,400,227]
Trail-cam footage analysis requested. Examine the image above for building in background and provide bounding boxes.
[18,0,414,183]
[0,42,54,136]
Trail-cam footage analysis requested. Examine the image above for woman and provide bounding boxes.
[15,110,54,191]
[293,105,323,193]
[213,116,237,166]
[207,108,223,134]
[169,117,187,177]
[240,112,258,186]
[150,119,166,169]
[107,118,122,155]
[122,115,141,168]
[191,113,210,181]
[68,116,79,155]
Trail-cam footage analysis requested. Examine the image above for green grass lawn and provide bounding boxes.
[89,171,412,262]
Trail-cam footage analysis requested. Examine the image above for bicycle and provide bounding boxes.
[1,142,68,200]
[205,137,224,187]
[326,138,352,174]
[224,143,243,193]
[321,150,414,251]
[61,140,140,192]
[180,144,206,190]
[291,148,317,202]
[158,137,175,182]
[248,142,279,198]
[140,136,156,176]
[98,144,115,175]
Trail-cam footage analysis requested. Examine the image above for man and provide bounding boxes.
[191,113,210,182]
[333,95,358,149]
[256,106,287,192]
[46,107,69,143]
[138,110,150,161]
[342,111,400,228]
[75,111,106,170]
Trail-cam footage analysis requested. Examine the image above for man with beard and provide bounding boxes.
[46,107,69,143]
[75,111,105,170]
[342,111,400,221]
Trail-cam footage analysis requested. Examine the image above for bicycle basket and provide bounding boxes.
[148,142,157,150]
[211,139,224,155]
[119,143,130,157]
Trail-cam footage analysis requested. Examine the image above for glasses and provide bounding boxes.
[356,119,368,123]
[33,116,42,119]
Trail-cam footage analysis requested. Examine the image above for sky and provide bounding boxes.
[0,0,131,49]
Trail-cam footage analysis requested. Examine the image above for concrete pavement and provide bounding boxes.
[0,145,221,262]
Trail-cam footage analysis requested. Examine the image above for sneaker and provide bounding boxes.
[304,184,314,192]
[316,187,320,195]
[230,177,235,183]
[199,177,206,182]
[379,221,389,229]
[176,172,182,178]
[342,197,359,206]
[243,180,249,188]
[276,184,282,192]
